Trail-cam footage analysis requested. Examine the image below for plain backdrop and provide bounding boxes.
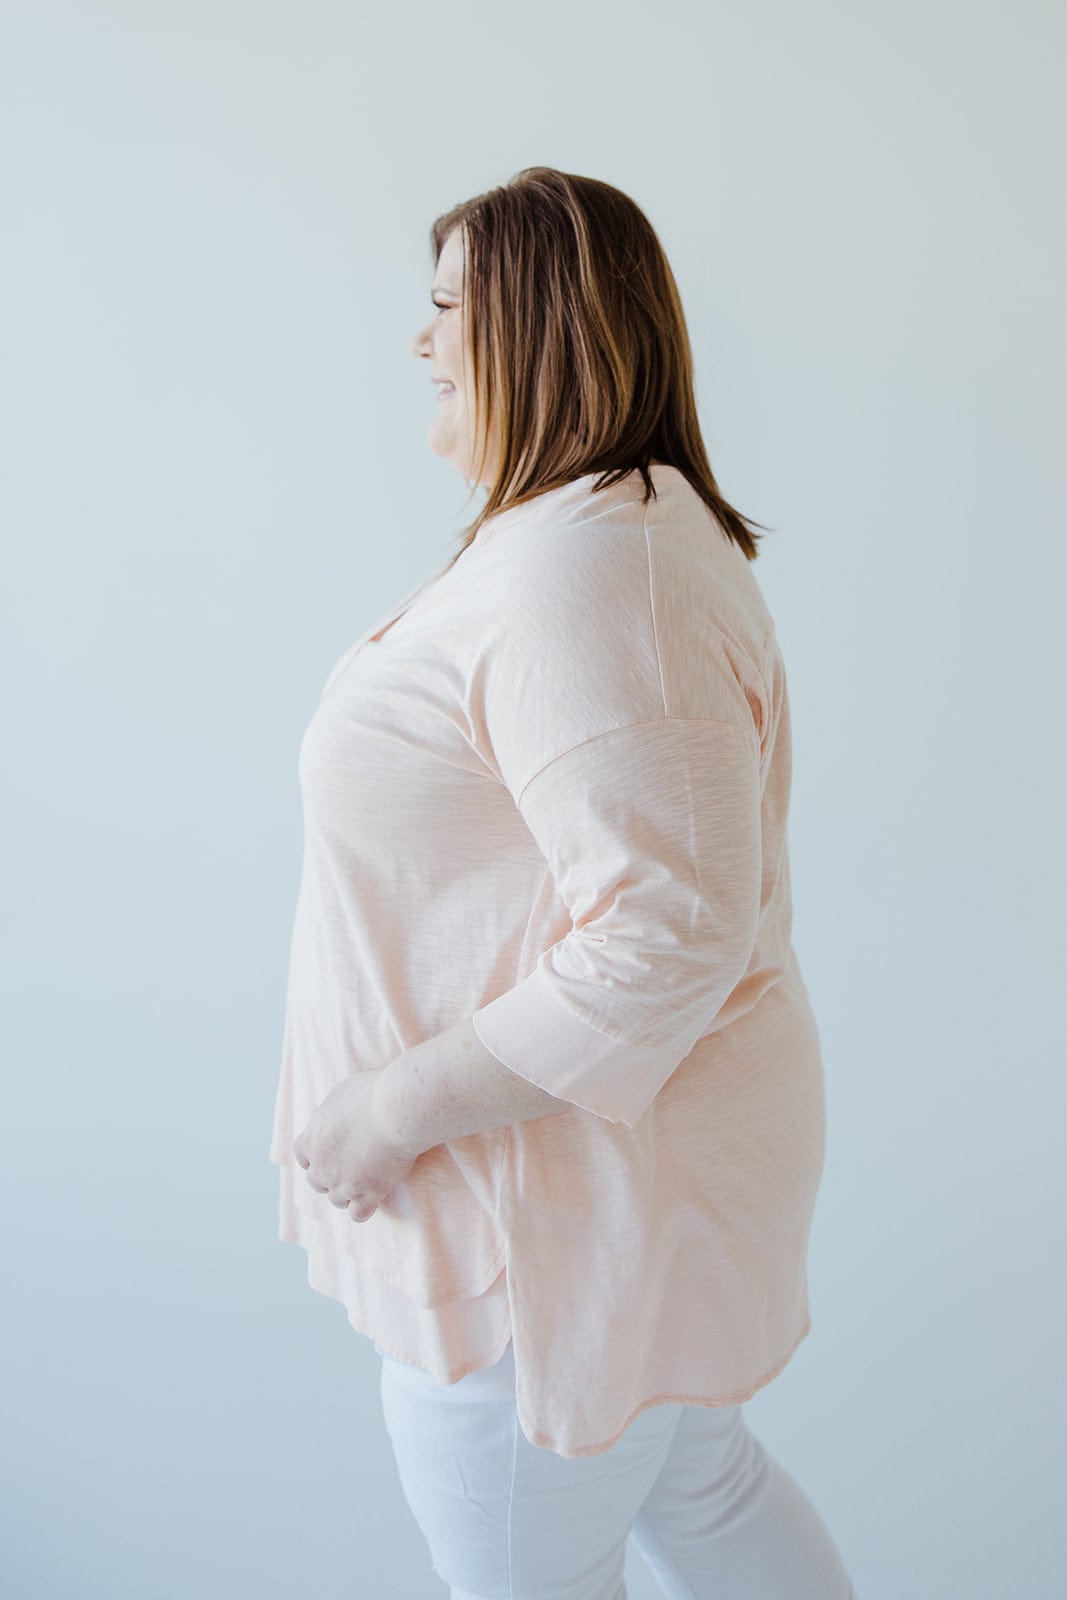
[2,3,1064,1597]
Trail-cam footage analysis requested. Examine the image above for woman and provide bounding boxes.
[270,167,859,1599]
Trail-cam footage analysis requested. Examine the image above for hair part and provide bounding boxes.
[428,166,773,567]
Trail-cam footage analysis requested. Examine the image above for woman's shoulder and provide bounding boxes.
[484,466,775,666]
[464,474,776,739]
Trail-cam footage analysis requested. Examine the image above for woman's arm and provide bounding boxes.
[371,1015,572,1157]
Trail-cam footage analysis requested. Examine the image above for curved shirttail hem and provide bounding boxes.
[516,1316,814,1460]
[279,1209,508,1308]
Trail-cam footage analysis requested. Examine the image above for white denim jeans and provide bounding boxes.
[376,1339,858,1600]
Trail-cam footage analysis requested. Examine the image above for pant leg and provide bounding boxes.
[629,1398,859,1600]
[377,1340,685,1600]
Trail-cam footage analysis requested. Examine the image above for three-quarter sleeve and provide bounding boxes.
[471,712,763,1128]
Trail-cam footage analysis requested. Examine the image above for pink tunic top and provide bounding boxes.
[269,462,827,1458]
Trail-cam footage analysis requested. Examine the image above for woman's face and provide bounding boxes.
[410,227,495,486]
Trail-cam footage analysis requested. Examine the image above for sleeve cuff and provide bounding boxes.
[471,963,685,1129]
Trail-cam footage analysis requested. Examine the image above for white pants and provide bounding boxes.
[377,1339,858,1600]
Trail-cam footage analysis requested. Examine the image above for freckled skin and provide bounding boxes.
[372,1014,571,1160]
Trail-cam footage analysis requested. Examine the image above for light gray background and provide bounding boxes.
[2,3,1063,1597]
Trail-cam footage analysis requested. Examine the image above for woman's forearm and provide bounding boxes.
[371,1014,573,1156]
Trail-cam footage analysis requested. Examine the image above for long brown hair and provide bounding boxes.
[428,166,772,568]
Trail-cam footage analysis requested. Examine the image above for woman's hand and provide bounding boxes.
[292,1071,424,1224]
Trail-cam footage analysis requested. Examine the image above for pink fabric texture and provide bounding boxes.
[269,463,827,1458]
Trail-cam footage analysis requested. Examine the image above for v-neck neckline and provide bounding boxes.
[364,557,457,647]
[364,535,490,647]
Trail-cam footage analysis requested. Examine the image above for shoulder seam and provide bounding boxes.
[514,715,759,810]
[642,497,669,720]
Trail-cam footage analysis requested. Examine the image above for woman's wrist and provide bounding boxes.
[371,1014,572,1156]
[370,1055,432,1161]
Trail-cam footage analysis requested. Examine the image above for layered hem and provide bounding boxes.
[277,1202,511,1387]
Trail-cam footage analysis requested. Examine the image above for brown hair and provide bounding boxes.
[428,166,773,567]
